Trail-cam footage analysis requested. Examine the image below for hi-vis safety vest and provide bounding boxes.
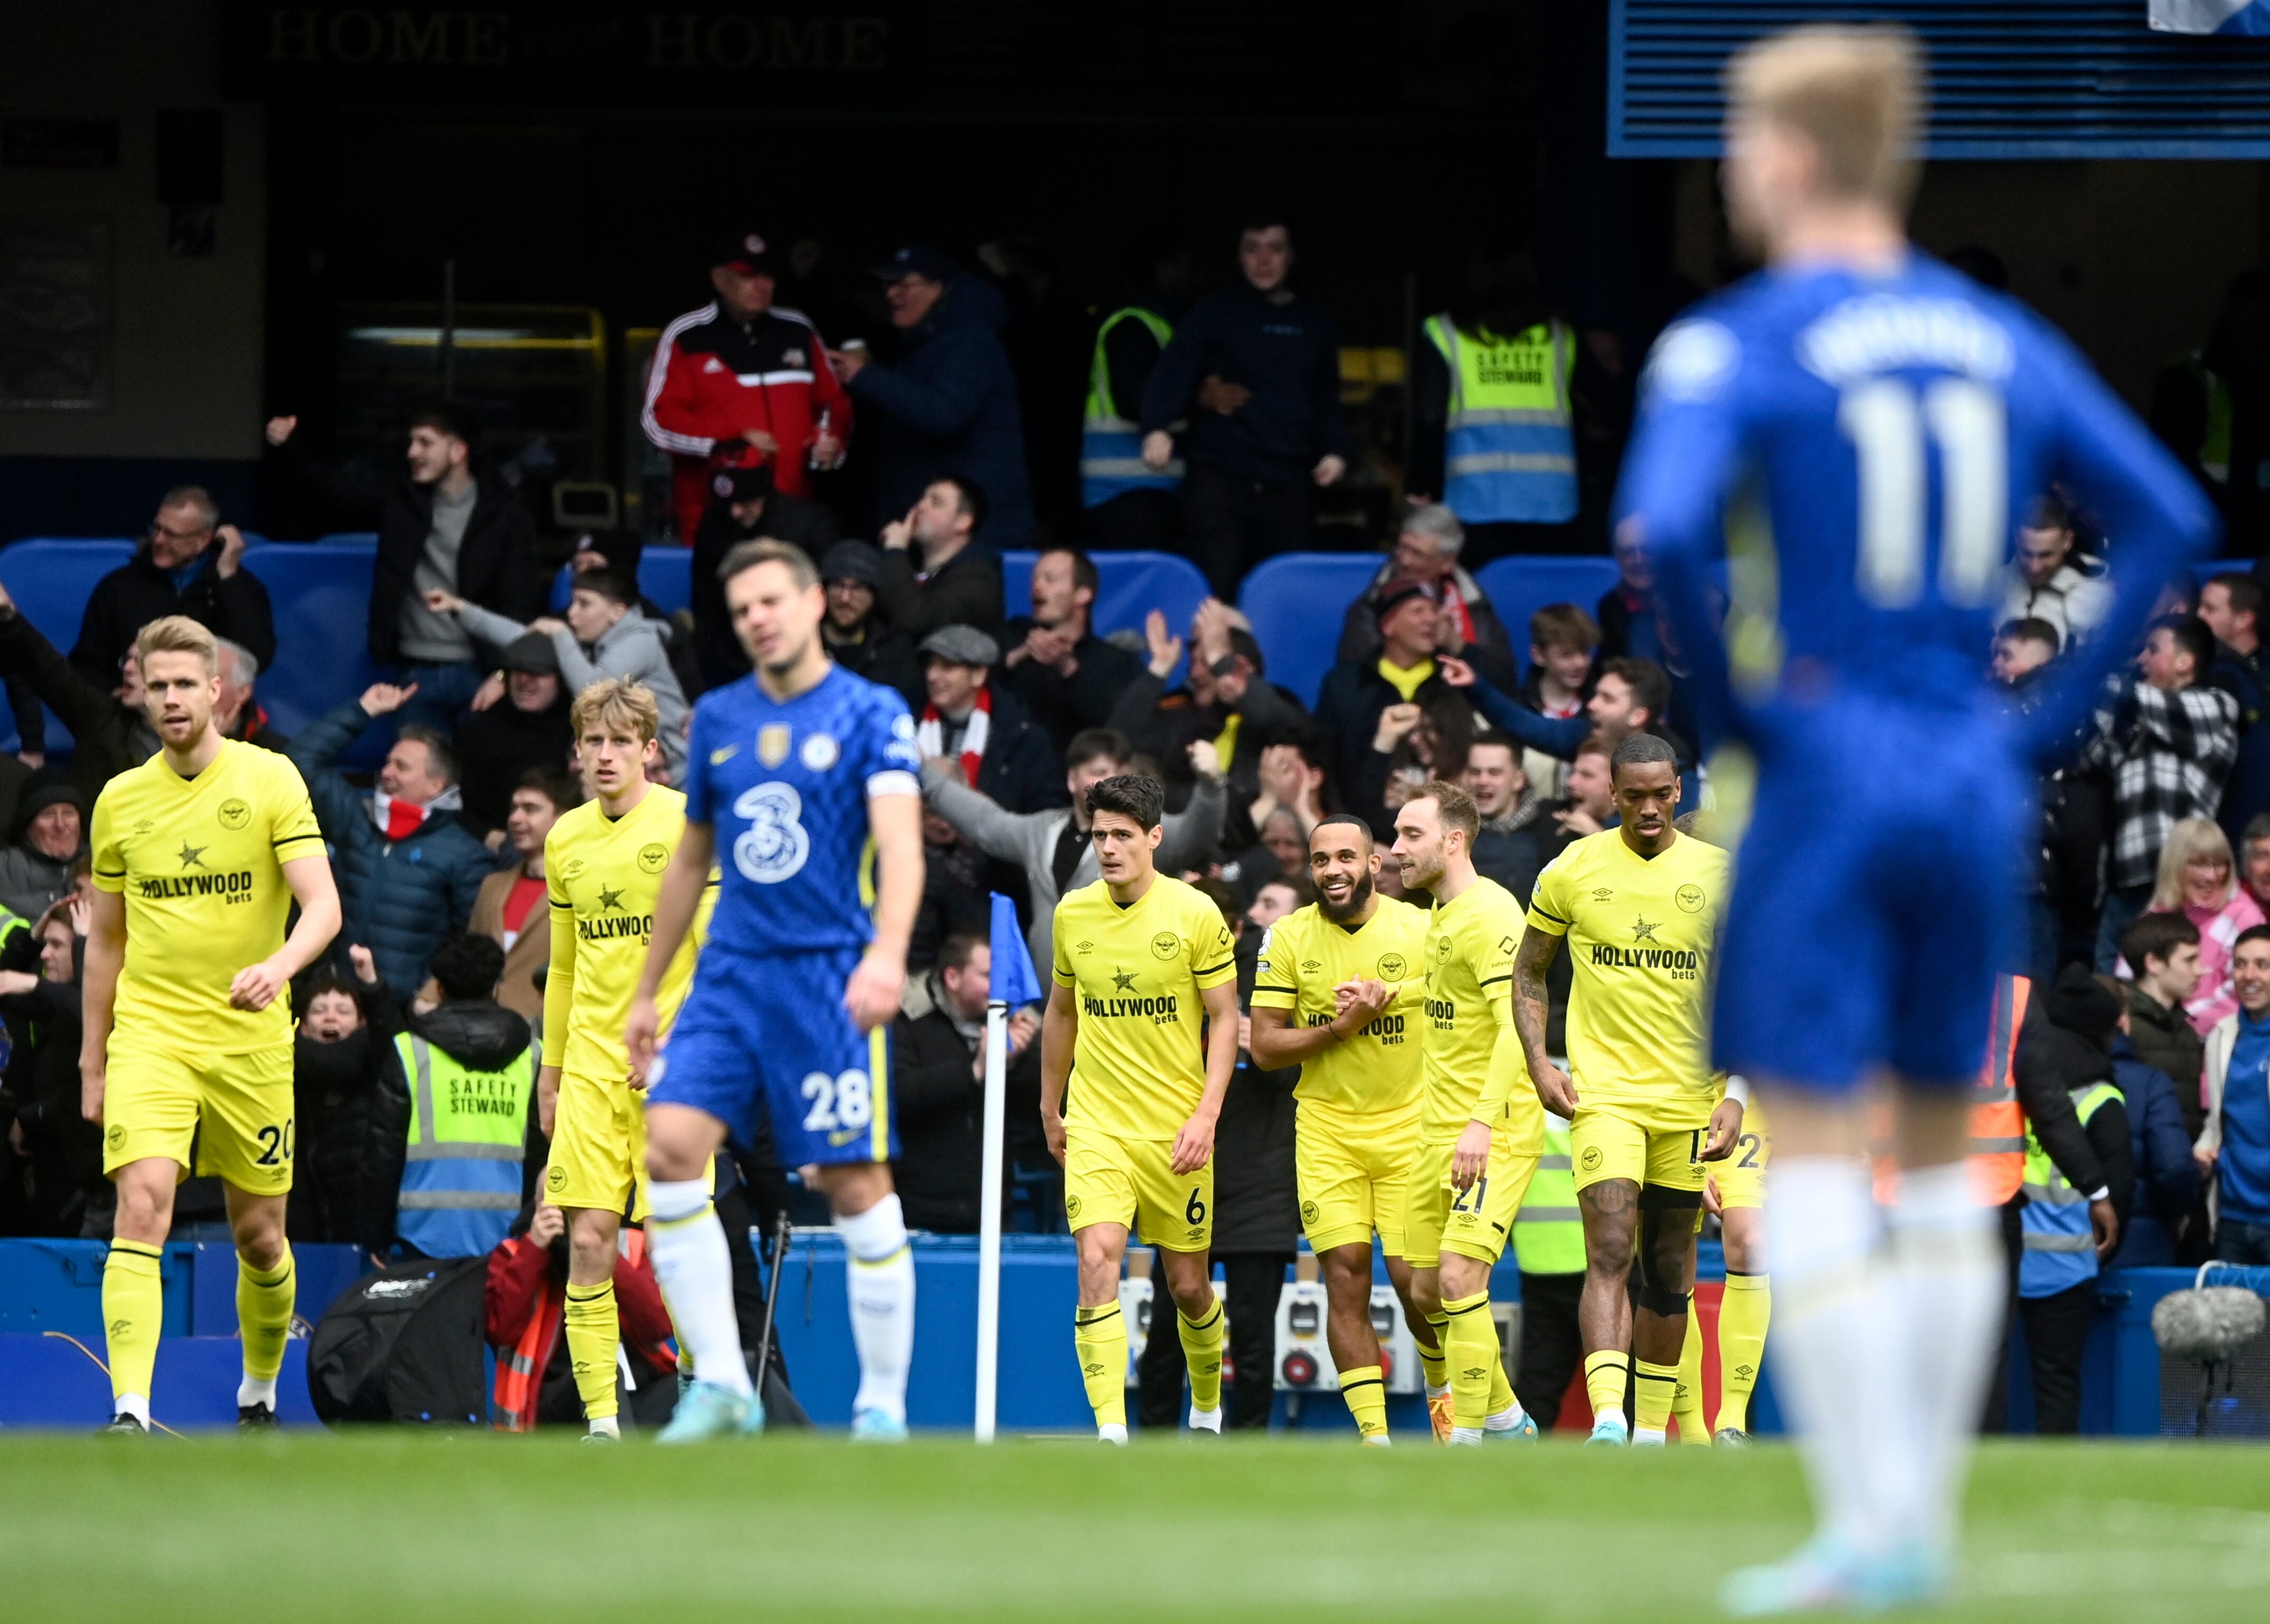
[1081,306,1182,507]
[2018,1080,2121,1299]
[1423,314,1577,525]
[395,1030,533,1259]
[1970,974,2029,1204]
[1514,1117,1585,1275]
[2177,354,2265,488]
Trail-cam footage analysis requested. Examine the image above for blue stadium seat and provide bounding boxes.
[1473,556,1624,675]
[1238,553,1387,708]
[315,531,379,548]
[0,539,139,754]
[240,540,383,743]
[550,547,695,616]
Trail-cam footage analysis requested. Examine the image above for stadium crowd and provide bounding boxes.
[2,217,2267,1431]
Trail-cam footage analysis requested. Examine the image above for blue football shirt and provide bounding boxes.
[680,662,920,957]
[1619,252,2217,751]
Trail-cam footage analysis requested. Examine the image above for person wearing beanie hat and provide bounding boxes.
[818,542,921,709]
[689,453,841,691]
[452,633,575,849]
[0,772,87,925]
[642,229,855,545]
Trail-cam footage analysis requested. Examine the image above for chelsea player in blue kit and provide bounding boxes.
[1619,28,2217,1612]
[626,538,926,1442]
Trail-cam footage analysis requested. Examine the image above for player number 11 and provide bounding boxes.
[1839,376,2007,612]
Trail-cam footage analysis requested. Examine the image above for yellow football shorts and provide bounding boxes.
[1064,1126,1213,1253]
[544,1070,648,1221]
[101,1040,295,1195]
[1714,1099,1770,1210]
[1402,1127,1539,1269]
[1569,1100,1712,1194]
[1295,1101,1421,1256]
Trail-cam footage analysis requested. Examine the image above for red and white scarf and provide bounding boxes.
[917,688,991,785]
[370,784,462,841]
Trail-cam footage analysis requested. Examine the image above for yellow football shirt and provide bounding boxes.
[1250,896,1428,1117]
[541,786,711,1081]
[1418,875,1539,1149]
[1052,873,1238,1142]
[1525,828,1729,1113]
[90,740,327,1053]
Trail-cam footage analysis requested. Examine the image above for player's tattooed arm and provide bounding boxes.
[1512,925,1576,1117]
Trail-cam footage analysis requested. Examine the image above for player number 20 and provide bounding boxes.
[1839,376,2006,611]
[801,1069,873,1132]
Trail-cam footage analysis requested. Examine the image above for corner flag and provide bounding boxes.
[988,893,1042,1005]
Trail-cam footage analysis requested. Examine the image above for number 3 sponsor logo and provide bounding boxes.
[732,782,810,884]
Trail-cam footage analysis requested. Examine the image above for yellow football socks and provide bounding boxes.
[564,1279,621,1422]
[1421,1312,1451,1391]
[1177,1297,1226,1414]
[103,1239,164,1413]
[1339,1363,1388,1440]
[1584,1348,1630,1427]
[1718,1272,1772,1433]
[1672,1306,1709,1443]
[1441,1290,1498,1429]
[1074,1303,1128,1428]
[1633,1356,1679,1436]
[238,1247,296,1386]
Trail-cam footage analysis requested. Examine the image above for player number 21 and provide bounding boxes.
[801,1069,873,1133]
[1839,376,2006,611]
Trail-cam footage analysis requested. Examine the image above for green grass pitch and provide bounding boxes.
[2,1432,2265,1621]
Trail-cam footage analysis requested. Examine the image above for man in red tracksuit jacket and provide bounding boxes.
[641,230,853,545]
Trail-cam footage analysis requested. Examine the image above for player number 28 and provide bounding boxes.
[1839,377,2006,611]
[801,1069,873,1132]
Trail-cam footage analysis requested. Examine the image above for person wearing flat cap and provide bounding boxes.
[689,458,841,689]
[642,229,855,545]
[916,624,1062,815]
[824,243,1035,550]
[452,631,574,850]
[819,542,922,709]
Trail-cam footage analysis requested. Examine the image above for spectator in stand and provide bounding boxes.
[0,776,86,925]
[910,767,990,975]
[922,730,1226,972]
[1351,689,1475,841]
[815,542,921,709]
[2159,271,2270,561]
[1333,506,1519,682]
[2000,495,2112,652]
[2119,911,2208,1141]
[0,584,158,805]
[2245,813,2270,913]
[393,934,537,1259]
[1511,604,1602,802]
[2200,572,2270,848]
[290,682,492,998]
[1000,549,1143,756]
[451,634,572,851]
[460,770,576,1024]
[826,244,1035,549]
[1137,217,1349,597]
[1543,734,1619,861]
[1108,602,1308,816]
[1079,233,1199,550]
[1464,733,1549,898]
[2135,819,2264,1037]
[267,406,543,732]
[2202,573,2265,679]
[1243,875,1307,934]
[915,626,1062,815]
[892,933,1040,1234]
[1223,806,1312,907]
[2199,925,2270,1264]
[1595,528,1664,667]
[875,474,1006,648]
[641,230,852,546]
[291,945,410,1256]
[1,897,97,1237]
[2088,615,2243,970]
[2106,977,2206,1268]
[68,488,275,692]
[1236,734,1329,856]
[214,639,286,753]
[486,1199,678,1429]
[431,572,688,781]
[690,460,842,689]
[1450,649,1700,818]
[1312,580,1467,796]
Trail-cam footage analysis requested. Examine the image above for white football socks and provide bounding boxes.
[1188,1403,1223,1433]
[1886,1158,2004,1552]
[237,1375,278,1410]
[839,1194,915,1425]
[646,1178,753,1399]
[1764,1156,1893,1553]
[1484,1403,1529,1433]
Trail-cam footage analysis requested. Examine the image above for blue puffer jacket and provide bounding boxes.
[288,703,495,997]
[846,275,1035,547]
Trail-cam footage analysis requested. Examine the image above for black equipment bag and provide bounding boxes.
[306,1257,489,1426]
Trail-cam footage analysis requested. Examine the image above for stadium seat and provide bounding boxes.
[1238,552,1386,708]
[240,539,384,743]
[315,531,379,548]
[0,539,138,754]
[1472,556,1623,676]
[550,547,695,616]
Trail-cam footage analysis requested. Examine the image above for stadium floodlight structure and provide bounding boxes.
[976,894,1043,1441]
